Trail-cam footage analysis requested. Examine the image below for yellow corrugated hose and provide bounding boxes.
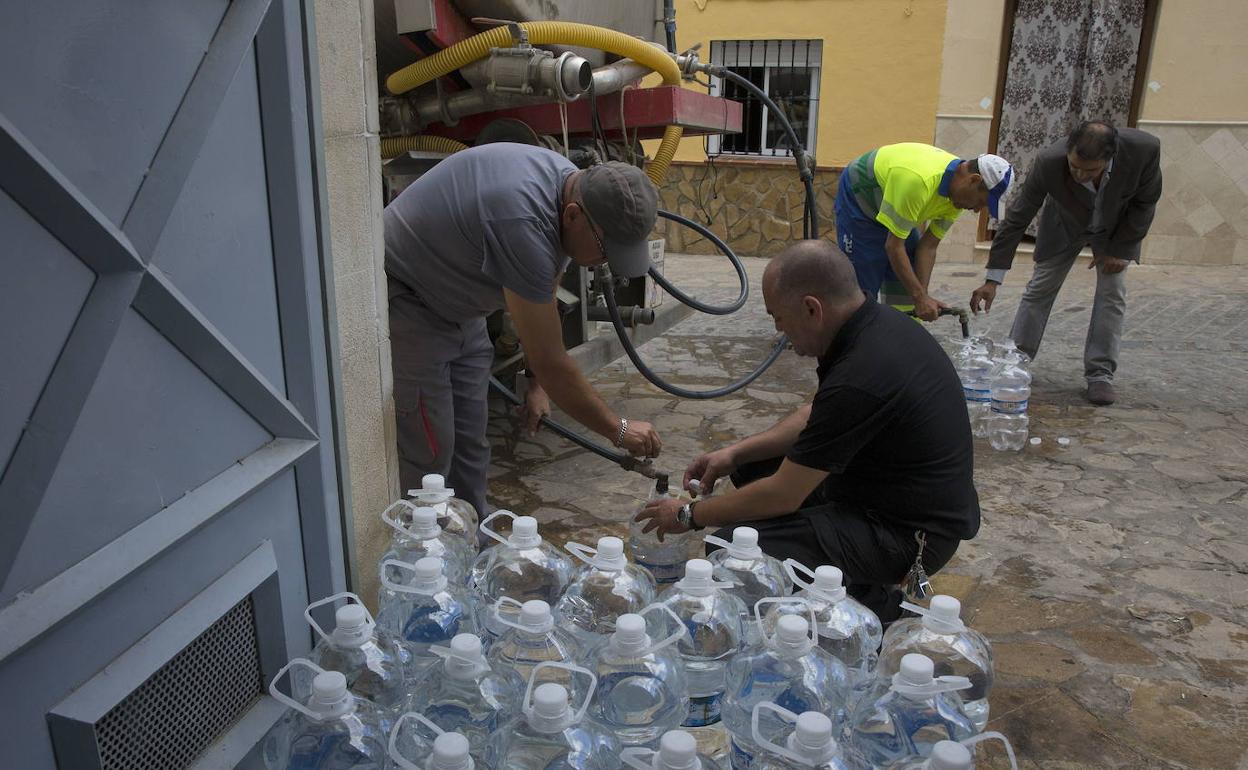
[384,22,684,184]
[380,134,470,159]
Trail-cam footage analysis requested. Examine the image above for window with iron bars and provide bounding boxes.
[707,39,822,158]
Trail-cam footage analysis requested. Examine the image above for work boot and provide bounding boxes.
[1086,380,1116,406]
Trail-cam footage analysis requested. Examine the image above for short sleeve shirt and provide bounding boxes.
[384,143,575,323]
[843,143,965,240]
[786,299,981,540]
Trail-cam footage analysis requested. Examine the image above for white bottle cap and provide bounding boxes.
[533,682,569,719]
[679,559,717,596]
[923,595,963,630]
[444,633,486,678]
[450,632,482,658]
[687,479,703,495]
[333,604,372,647]
[409,506,441,537]
[813,565,843,591]
[928,740,973,770]
[422,473,447,491]
[309,671,353,717]
[732,527,761,555]
[510,516,541,547]
[613,613,649,651]
[794,711,833,750]
[411,556,448,591]
[658,730,698,767]
[898,653,935,686]
[520,599,553,631]
[597,536,625,563]
[429,732,472,769]
[776,614,809,644]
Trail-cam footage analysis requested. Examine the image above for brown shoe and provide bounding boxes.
[1087,381,1116,405]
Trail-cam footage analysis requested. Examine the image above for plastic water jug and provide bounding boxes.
[704,527,791,640]
[878,596,994,732]
[848,654,976,768]
[986,345,1032,452]
[486,598,587,704]
[761,561,881,684]
[556,535,658,646]
[953,341,994,438]
[485,662,622,770]
[621,730,725,770]
[376,557,478,669]
[304,593,411,708]
[407,473,479,550]
[586,606,690,746]
[630,475,692,585]
[750,703,864,770]
[381,503,474,586]
[261,659,391,770]
[470,511,575,639]
[386,712,478,770]
[881,733,1018,770]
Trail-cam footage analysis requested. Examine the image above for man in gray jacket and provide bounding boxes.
[969,122,1162,405]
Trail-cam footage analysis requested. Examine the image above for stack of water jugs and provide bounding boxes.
[949,331,1033,452]
[259,474,1017,769]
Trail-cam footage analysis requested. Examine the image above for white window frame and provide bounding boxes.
[707,39,822,158]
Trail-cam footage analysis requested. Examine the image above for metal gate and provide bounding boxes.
[0,1,347,767]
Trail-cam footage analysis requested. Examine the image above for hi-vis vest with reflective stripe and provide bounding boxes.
[844,143,963,240]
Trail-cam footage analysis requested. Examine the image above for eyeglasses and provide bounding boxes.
[579,204,608,264]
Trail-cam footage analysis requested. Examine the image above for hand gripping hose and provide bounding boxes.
[384,22,684,185]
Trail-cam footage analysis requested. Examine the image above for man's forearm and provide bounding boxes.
[530,355,619,438]
[886,237,926,300]
[728,404,812,466]
[914,240,939,289]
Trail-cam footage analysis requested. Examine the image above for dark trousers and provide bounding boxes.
[706,458,960,623]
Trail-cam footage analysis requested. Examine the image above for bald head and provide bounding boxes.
[764,240,863,308]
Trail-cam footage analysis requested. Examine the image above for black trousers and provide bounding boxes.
[706,458,960,623]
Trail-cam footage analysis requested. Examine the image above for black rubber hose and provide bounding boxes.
[489,376,627,463]
[663,0,677,53]
[650,209,748,315]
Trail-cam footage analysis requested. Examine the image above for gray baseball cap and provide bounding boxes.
[579,162,658,279]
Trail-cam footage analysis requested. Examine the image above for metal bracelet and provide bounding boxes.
[616,417,629,448]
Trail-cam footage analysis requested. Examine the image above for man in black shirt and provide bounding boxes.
[636,240,980,619]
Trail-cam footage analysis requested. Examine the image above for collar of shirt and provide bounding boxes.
[937,158,962,197]
[1080,156,1114,193]
[816,297,878,380]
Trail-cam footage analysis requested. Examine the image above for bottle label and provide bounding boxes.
[681,693,723,727]
[964,386,991,404]
[635,558,683,584]
[729,738,754,770]
[991,399,1028,414]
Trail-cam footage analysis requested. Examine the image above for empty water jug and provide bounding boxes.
[657,559,749,758]
[305,593,411,708]
[986,345,1031,452]
[486,598,586,703]
[953,340,993,438]
[621,730,725,770]
[402,632,524,762]
[762,562,881,684]
[485,662,622,770]
[557,536,658,646]
[376,557,478,669]
[408,473,479,550]
[630,475,692,585]
[878,596,994,732]
[723,604,852,770]
[704,528,791,640]
[261,659,391,770]
[750,703,864,770]
[882,733,1018,770]
[587,606,690,746]
[470,511,575,639]
[848,653,976,768]
[381,503,474,586]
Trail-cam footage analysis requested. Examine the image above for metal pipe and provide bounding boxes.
[587,305,655,326]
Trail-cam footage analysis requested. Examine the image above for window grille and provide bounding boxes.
[708,39,822,158]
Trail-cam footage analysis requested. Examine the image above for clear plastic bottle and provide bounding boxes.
[261,659,392,770]
[407,473,480,551]
[381,504,474,586]
[877,595,994,732]
[657,559,749,761]
[402,633,524,764]
[485,663,622,770]
[761,561,882,685]
[630,475,691,585]
[304,593,412,709]
[704,527,791,644]
[376,556,478,670]
[848,654,976,768]
[387,712,481,770]
[751,704,865,770]
[953,341,994,438]
[486,598,587,704]
[621,730,725,770]
[986,346,1032,452]
[586,607,690,746]
[557,535,658,647]
[470,511,576,640]
[881,732,1019,770]
[723,607,852,770]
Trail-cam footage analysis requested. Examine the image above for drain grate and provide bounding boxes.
[94,596,264,770]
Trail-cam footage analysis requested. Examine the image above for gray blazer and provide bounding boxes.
[988,127,1162,270]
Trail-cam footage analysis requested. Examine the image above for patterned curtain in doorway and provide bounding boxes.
[991,0,1146,233]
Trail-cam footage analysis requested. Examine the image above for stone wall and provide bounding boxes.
[653,161,839,257]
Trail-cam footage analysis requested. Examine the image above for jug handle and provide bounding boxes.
[753,596,816,647]
[381,499,418,537]
[962,731,1018,770]
[387,712,446,770]
[478,510,516,546]
[303,592,371,645]
[638,601,692,654]
[267,658,327,721]
[750,701,805,765]
[522,661,598,725]
[620,747,656,770]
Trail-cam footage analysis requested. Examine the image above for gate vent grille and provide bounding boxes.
[95,596,264,770]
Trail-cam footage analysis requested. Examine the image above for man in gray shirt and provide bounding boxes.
[385,143,663,514]
[970,122,1162,405]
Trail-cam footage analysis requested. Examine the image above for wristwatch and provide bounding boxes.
[677,501,704,531]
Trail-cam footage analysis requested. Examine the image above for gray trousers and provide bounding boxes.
[1009,234,1127,384]
[388,278,492,517]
